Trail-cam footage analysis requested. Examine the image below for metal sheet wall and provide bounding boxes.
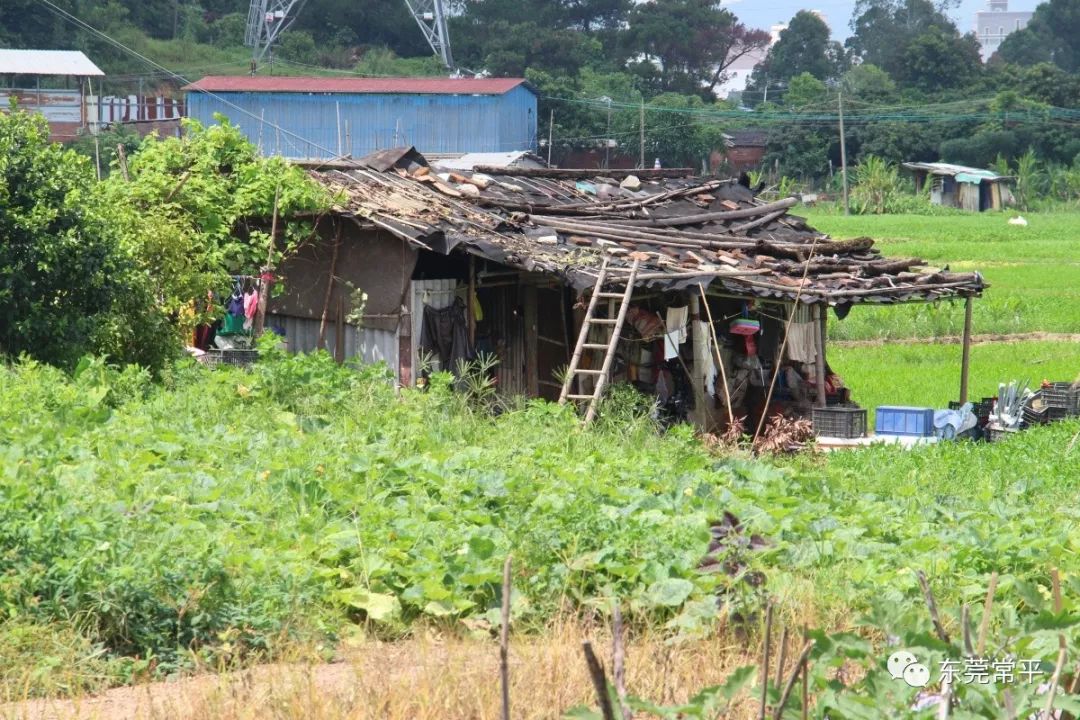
[187,86,538,158]
[268,313,398,372]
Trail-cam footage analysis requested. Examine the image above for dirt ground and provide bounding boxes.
[1,630,765,720]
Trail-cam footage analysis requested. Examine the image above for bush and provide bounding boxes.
[0,109,134,368]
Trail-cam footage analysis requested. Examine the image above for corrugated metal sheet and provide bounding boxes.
[0,49,103,76]
[0,89,81,122]
[183,76,529,95]
[186,85,537,158]
[268,313,398,371]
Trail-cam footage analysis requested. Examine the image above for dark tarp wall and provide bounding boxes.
[271,223,418,333]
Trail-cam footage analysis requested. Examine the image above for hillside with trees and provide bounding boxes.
[2,0,1079,180]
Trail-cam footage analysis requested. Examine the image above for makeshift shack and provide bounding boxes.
[902,162,1014,212]
[269,147,986,432]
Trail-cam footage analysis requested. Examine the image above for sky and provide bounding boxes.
[725,0,1042,41]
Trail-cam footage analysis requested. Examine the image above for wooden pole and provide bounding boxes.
[759,602,773,720]
[317,223,342,350]
[547,109,554,166]
[813,304,827,409]
[612,603,631,720]
[582,642,616,720]
[253,183,280,338]
[639,100,645,170]
[975,571,997,656]
[959,296,973,403]
[468,255,477,345]
[917,571,950,644]
[775,626,789,688]
[688,294,709,429]
[500,556,512,720]
[839,89,849,216]
[772,641,814,720]
[698,284,734,427]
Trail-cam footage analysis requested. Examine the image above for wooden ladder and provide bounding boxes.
[558,256,641,424]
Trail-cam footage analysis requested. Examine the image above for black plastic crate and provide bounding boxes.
[812,406,867,439]
[205,349,259,368]
[1043,382,1079,416]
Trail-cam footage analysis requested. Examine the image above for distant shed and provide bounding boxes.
[0,49,103,141]
[902,162,1013,212]
[182,76,538,160]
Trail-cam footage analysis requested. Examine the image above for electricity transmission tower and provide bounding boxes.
[245,0,308,65]
[402,0,455,71]
[245,0,455,72]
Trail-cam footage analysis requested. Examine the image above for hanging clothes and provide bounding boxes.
[243,287,260,331]
[694,320,718,395]
[419,296,473,376]
[664,306,688,359]
[784,303,818,364]
[220,279,248,336]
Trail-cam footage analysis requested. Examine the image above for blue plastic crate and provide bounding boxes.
[875,406,935,437]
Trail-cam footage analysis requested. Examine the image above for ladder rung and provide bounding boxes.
[574,369,604,375]
[596,292,625,298]
[582,343,609,350]
[588,318,618,324]
[566,394,594,400]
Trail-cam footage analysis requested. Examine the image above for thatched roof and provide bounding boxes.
[304,148,986,305]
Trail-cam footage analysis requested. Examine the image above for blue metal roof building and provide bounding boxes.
[183,76,537,159]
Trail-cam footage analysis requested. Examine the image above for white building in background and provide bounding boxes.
[974,0,1034,61]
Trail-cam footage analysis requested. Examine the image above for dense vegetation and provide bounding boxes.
[0,109,327,370]
[1,348,1077,698]
[2,0,1079,178]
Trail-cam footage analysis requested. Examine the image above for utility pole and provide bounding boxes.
[639,99,645,169]
[547,109,554,166]
[838,88,850,216]
[604,97,612,169]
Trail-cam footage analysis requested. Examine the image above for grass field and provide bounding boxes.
[803,211,1080,341]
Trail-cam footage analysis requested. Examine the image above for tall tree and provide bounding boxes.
[750,10,845,92]
[997,0,1080,72]
[896,25,983,92]
[846,0,961,80]
[623,0,768,98]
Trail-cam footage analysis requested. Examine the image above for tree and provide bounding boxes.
[840,63,898,103]
[895,25,982,92]
[846,0,963,81]
[784,73,828,108]
[752,10,844,87]
[997,0,1080,72]
[0,109,128,367]
[624,0,768,98]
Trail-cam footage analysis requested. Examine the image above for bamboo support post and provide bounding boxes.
[253,183,280,338]
[917,571,950,644]
[612,603,631,720]
[976,571,997,656]
[500,555,512,720]
[775,627,789,688]
[317,222,343,350]
[582,641,616,720]
[759,602,773,720]
[960,296,973,403]
[772,641,814,720]
[813,304,827,409]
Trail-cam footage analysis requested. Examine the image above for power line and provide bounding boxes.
[36,0,340,158]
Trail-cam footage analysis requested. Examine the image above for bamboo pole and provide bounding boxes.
[612,603,631,720]
[582,641,616,720]
[917,571,950,644]
[759,602,774,720]
[253,183,280,338]
[698,283,735,427]
[960,296,973,403]
[317,222,342,350]
[500,556,512,720]
[773,641,814,720]
[976,571,998,656]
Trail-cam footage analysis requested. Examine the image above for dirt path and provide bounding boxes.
[2,632,761,720]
